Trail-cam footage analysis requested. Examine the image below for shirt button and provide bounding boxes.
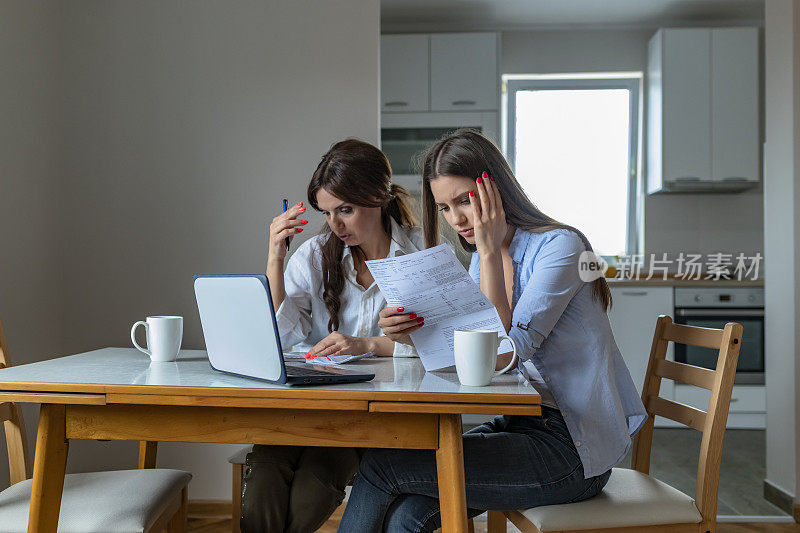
[574,441,581,447]
[544,377,550,382]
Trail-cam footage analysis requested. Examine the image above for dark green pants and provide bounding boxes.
[240,445,360,533]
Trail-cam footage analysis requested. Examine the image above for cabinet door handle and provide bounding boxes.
[730,397,739,402]
[384,101,409,107]
[620,291,648,296]
[722,177,749,182]
[452,100,476,106]
[673,177,701,182]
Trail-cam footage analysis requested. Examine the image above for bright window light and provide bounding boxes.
[513,87,632,256]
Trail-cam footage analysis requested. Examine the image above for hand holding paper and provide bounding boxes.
[367,245,509,371]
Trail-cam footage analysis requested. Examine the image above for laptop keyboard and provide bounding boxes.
[285,364,338,376]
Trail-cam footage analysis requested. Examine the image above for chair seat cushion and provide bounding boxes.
[0,469,191,533]
[515,468,703,531]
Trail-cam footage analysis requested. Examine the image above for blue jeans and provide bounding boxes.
[338,407,612,533]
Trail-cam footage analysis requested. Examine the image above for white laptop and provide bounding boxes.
[193,274,374,385]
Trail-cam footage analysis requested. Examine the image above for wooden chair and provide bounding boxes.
[0,318,193,532]
[487,315,743,533]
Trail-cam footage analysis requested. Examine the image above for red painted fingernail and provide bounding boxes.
[409,313,417,319]
[296,228,303,232]
[469,191,474,197]
[299,207,306,212]
[416,317,424,323]
[297,201,303,207]
[301,220,308,224]
[477,176,483,184]
[482,171,488,179]
[397,307,404,312]
[490,175,495,182]
[304,352,312,359]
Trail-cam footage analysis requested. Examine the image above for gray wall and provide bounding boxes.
[0,1,64,489]
[764,0,800,502]
[0,0,380,500]
[502,29,765,258]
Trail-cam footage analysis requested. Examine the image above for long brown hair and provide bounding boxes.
[421,129,612,311]
[308,139,417,332]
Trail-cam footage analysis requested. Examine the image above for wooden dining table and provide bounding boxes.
[0,348,541,532]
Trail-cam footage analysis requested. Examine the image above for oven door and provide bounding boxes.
[674,308,764,384]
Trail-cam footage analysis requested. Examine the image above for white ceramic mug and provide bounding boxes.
[131,316,183,362]
[453,330,517,387]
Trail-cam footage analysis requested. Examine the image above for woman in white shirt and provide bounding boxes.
[240,139,423,532]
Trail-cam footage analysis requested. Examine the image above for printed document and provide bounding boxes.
[366,244,507,370]
[304,353,374,366]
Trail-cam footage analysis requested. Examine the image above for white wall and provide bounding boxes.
[0,0,380,500]
[0,1,64,488]
[502,28,765,258]
[764,0,800,504]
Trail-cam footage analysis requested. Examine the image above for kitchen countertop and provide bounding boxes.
[605,277,764,287]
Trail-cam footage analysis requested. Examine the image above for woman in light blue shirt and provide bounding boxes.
[338,130,647,532]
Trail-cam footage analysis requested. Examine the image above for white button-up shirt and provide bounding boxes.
[276,219,423,357]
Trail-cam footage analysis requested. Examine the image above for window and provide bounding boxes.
[504,75,642,256]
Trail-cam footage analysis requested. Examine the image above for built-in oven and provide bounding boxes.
[674,287,764,384]
[380,111,499,195]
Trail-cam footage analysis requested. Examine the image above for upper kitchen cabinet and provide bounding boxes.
[711,28,760,186]
[381,35,430,112]
[430,33,499,111]
[647,27,760,193]
[380,33,499,113]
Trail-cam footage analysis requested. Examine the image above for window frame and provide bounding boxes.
[504,75,642,256]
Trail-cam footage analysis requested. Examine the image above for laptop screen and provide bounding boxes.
[194,275,284,382]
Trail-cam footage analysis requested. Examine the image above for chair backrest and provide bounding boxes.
[630,315,742,523]
[0,318,31,485]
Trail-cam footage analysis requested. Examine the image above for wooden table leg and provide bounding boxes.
[138,440,158,468]
[436,413,467,533]
[28,404,68,533]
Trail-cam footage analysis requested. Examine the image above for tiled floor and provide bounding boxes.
[622,428,788,516]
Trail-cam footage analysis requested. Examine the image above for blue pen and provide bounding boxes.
[282,199,290,251]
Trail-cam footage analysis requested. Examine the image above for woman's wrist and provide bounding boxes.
[368,336,395,356]
[266,255,284,270]
[478,248,503,265]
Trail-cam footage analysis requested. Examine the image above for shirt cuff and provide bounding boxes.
[392,341,418,358]
[509,325,544,362]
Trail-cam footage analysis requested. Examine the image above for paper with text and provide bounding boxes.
[366,244,506,370]
[304,353,374,366]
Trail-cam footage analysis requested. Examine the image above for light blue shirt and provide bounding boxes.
[469,228,647,478]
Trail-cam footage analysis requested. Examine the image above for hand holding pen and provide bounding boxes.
[268,200,308,262]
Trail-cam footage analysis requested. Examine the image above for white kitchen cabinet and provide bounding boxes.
[674,384,765,429]
[380,32,498,113]
[380,35,430,112]
[608,286,675,426]
[647,27,759,193]
[711,28,759,185]
[430,33,499,111]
